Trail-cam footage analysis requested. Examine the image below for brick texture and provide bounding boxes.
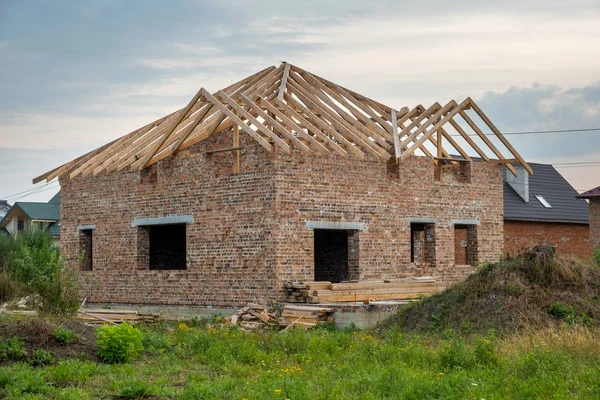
[504,220,591,259]
[60,129,505,307]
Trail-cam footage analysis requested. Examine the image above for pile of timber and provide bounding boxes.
[228,303,336,330]
[283,281,332,303]
[76,309,160,325]
[308,277,446,303]
[278,305,335,329]
[229,303,279,331]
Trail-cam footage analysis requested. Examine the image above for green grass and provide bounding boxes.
[1,320,600,399]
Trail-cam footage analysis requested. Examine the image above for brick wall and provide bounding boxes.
[271,152,503,297]
[504,220,591,259]
[590,199,600,250]
[60,129,505,307]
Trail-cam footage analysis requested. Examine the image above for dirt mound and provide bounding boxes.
[378,253,600,335]
[0,316,100,363]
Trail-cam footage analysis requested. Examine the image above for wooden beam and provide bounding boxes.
[200,89,274,153]
[458,109,518,176]
[275,96,355,158]
[468,99,533,175]
[392,109,401,160]
[215,90,292,153]
[135,88,205,170]
[254,95,329,154]
[234,93,311,153]
[233,115,240,174]
[277,62,290,100]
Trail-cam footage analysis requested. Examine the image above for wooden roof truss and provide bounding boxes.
[35,62,532,183]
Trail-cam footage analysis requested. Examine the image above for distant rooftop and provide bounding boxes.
[579,185,600,199]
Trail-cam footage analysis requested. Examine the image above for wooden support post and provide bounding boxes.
[437,130,442,158]
[392,108,401,161]
[233,115,240,174]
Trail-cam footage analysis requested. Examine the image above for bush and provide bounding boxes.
[6,337,28,361]
[30,349,54,366]
[9,228,80,316]
[96,323,143,364]
[549,302,576,324]
[594,247,600,266]
[52,327,76,344]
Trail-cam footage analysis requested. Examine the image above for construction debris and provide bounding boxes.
[285,278,446,304]
[76,309,160,326]
[228,303,336,330]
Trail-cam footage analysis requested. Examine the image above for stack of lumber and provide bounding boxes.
[76,309,160,325]
[308,277,446,303]
[283,281,332,303]
[228,303,278,331]
[278,305,335,329]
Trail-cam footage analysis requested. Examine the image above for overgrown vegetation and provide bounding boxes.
[379,252,600,334]
[595,247,600,266]
[0,316,599,399]
[96,323,143,364]
[0,229,79,315]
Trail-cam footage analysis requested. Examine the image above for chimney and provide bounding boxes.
[505,165,529,202]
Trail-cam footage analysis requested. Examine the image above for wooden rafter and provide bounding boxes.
[35,62,532,183]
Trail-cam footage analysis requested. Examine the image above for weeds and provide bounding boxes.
[52,327,76,345]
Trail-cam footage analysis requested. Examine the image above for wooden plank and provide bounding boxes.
[200,89,274,153]
[329,281,442,291]
[233,113,240,174]
[468,99,533,175]
[297,68,393,142]
[310,292,435,303]
[448,119,489,161]
[290,70,392,151]
[286,78,390,160]
[268,97,347,157]
[283,305,334,313]
[277,62,290,100]
[458,109,518,176]
[253,95,329,154]
[392,109,400,159]
[215,90,292,153]
[280,95,364,159]
[135,88,205,170]
[400,100,470,160]
[234,93,311,153]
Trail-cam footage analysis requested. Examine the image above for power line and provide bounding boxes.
[448,127,600,137]
[503,128,600,135]
[553,161,600,166]
[6,185,60,203]
[1,181,57,201]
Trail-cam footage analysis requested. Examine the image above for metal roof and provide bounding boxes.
[504,163,589,224]
[579,185,600,199]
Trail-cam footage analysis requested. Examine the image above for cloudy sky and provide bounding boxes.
[1,0,599,202]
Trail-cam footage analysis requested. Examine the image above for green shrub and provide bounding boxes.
[9,228,80,316]
[549,302,576,324]
[594,247,600,266]
[96,323,143,364]
[29,349,54,366]
[6,337,28,361]
[52,327,76,344]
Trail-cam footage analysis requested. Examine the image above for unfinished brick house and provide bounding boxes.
[36,63,533,307]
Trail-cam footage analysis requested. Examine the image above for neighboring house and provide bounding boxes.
[579,186,600,250]
[503,163,591,259]
[34,63,534,307]
[0,200,10,235]
[0,191,61,240]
